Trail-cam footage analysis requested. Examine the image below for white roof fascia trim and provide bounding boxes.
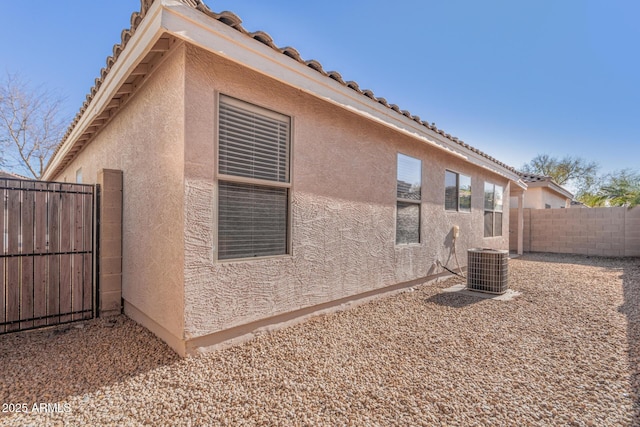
[513,179,528,191]
[549,182,574,199]
[43,2,166,180]
[526,180,573,199]
[161,2,522,184]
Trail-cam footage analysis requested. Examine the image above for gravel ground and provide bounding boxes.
[1,253,639,426]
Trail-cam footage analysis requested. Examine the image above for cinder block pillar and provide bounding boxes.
[97,169,123,316]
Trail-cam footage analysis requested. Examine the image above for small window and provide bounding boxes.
[545,203,551,209]
[75,168,83,184]
[484,182,503,237]
[445,170,471,212]
[217,95,291,260]
[396,154,421,244]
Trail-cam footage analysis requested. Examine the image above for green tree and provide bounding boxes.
[590,169,640,207]
[0,72,67,179]
[575,192,607,207]
[521,154,599,196]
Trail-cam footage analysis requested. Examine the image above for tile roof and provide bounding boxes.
[519,173,553,183]
[0,170,26,179]
[518,172,574,199]
[47,0,518,176]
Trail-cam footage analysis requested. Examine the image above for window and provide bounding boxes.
[445,170,471,212]
[75,168,83,184]
[484,182,503,237]
[217,95,290,260]
[396,153,421,244]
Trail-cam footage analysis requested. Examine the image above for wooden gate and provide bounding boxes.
[0,178,96,334]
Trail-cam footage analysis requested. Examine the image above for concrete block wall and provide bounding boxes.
[509,206,640,257]
[626,206,640,257]
[97,169,123,315]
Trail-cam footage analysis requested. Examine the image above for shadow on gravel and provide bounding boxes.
[425,291,481,308]
[0,315,179,404]
[619,260,640,426]
[513,252,628,268]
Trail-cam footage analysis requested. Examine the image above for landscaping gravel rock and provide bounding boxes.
[1,253,639,426]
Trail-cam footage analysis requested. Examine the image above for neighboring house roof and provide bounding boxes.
[570,200,588,208]
[519,173,554,183]
[0,170,28,180]
[43,0,526,187]
[518,172,574,200]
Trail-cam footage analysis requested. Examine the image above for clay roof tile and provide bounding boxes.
[47,0,519,177]
[327,71,345,85]
[280,46,303,62]
[346,81,362,93]
[252,31,276,48]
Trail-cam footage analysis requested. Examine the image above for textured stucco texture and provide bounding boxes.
[54,40,512,352]
[181,44,510,341]
[55,46,187,344]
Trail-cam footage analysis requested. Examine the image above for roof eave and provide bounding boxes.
[525,180,573,199]
[42,1,167,180]
[161,1,522,183]
[44,0,524,185]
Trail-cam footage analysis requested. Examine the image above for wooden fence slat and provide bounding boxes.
[20,181,35,329]
[83,193,92,254]
[33,182,48,327]
[83,192,93,319]
[72,193,83,320]
[47,184,61,325]
[72,254,83,320]
[0,184,5,333]
[6,185,21,332]
[83,254,92,319]
[59,186,73,323]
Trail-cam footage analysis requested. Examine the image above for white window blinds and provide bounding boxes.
[219,96,289,183]
[218,182,288,260]
[217,96,291,260]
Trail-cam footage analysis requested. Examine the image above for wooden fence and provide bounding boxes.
[0,178,95,333]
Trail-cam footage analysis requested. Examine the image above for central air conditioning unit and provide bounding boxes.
[467,248,509,294]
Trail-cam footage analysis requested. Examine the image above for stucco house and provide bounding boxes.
[43,0,526,355]
[508,173,573,253]
[510,173,573,210]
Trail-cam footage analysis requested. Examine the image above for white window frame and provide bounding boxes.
[444,170,471,212]
[215,94,293,261]
[484,182,504,237]
[396,153,422,245]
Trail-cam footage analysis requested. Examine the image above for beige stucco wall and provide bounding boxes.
[182,44,510,341]
[51,40,513,353]
[53,45,187,348]
[509,187,568,210]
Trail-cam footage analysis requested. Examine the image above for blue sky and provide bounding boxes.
[1,0,638,177]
